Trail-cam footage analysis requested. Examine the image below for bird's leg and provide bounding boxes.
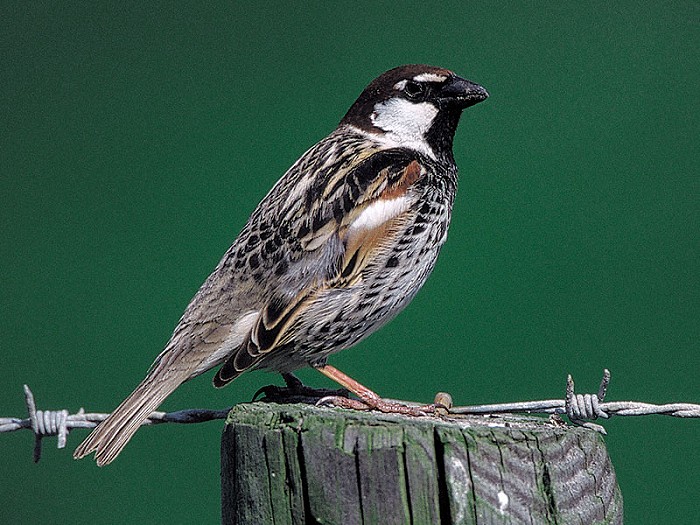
[315,364,436,416]
[253,372,349,404]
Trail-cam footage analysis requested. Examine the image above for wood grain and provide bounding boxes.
[221,403,623,524]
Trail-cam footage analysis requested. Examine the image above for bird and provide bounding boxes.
[74,64,488,466]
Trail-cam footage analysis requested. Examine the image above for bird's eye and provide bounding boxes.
[403,81,425,100]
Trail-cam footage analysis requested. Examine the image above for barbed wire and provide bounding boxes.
[446,370,700,433]
[0,386,230,463]
[2,370,698,462]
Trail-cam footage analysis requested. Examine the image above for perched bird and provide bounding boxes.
[74,64,488,466]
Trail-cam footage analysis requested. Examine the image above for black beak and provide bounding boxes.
[439,75,489,109]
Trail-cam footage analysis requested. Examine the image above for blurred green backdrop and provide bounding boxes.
[2,2,698,523]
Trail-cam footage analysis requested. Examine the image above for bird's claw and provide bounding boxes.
[316,395,373,410]
[317,395,439,417]
[253,377,349,404]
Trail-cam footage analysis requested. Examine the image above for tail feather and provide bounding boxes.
[74,319,250,465]
[73,377,179,466]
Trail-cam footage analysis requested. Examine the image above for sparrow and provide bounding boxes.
[74,64,488,466]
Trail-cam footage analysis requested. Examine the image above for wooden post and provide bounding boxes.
[221,403,622,525]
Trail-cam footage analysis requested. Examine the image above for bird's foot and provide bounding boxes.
[253,373,350,404]
[313,364,452,417]
[317,394,437,417]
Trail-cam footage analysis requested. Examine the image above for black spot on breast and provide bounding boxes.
[412,225,426,235]
[279,221,291,239]
[249,254,260,270]
[271,249,283,264]
[264,239,276,254]
[273,232,286,249]
[259,226,272,240]
[385,256,399,268]
[274,259,288,276]
[245,234,260,249]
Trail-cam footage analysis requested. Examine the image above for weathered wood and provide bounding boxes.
[221,403,623,525]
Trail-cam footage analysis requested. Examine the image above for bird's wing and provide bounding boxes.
[213,146,427,386]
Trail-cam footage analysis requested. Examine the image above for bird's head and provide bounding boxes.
[340,64,488,159]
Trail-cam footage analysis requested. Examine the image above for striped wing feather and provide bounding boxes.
[213,155,423,386]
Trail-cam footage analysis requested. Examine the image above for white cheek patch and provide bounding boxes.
[370,98,438,144]
[413,72,447,83]
[349,196,411,233]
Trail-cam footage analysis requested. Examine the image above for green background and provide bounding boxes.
[2,2,698,523]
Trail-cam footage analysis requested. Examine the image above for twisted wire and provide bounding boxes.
[2,370,698,461]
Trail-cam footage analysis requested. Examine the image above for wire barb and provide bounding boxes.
[450,369,700,428]
[565,370,610,434]
[22,384,72,462]
[2,370,698,461]
[0,385,232,463]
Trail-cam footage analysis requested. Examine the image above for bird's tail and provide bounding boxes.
[73,376,180,466]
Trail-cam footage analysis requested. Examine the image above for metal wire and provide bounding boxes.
[2,370,698,462]
[0,385,230,462]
